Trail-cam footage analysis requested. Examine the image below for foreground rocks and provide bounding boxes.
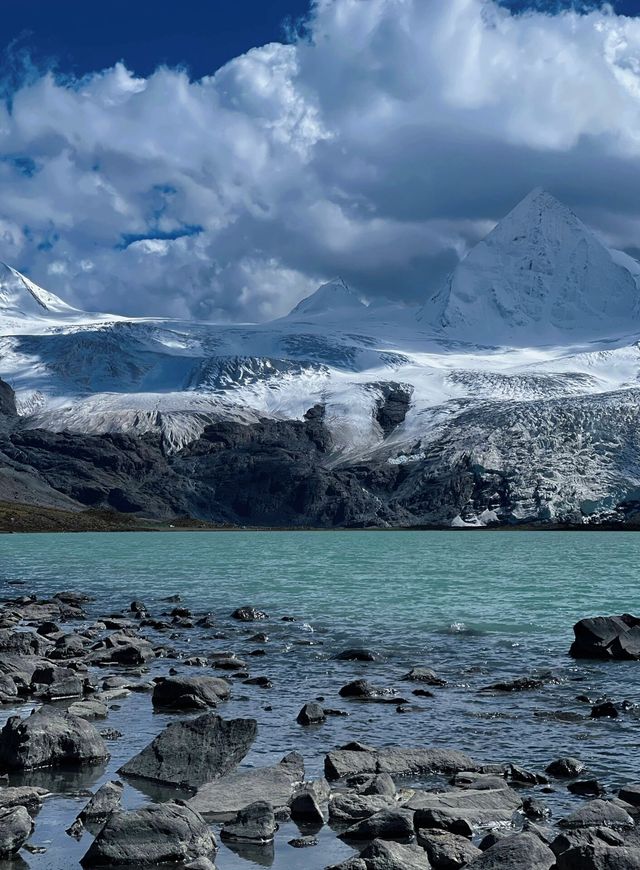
[0,708,109,770]
[81,801,216,867]
[189,752,305,820]
[119,713,257,788]
[0,806,33,857]
[570,614,640,660]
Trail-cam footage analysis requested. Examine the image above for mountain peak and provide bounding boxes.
[286,277,367,319]
[0,262,77,319]
[419,189,640,346]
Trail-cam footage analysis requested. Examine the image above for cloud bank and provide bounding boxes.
[1,0,640,320]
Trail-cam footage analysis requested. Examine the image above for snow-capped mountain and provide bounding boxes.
[420,188,640,345]
[3,188,640,527]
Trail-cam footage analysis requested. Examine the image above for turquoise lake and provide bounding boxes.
[1,530,639,868]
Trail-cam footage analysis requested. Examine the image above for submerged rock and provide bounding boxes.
[402,667,447,686]
[546,757,585,778]
[0,708,109,771]
[81,801,216,867]
[231,607,268,622]
[119,713,257,788]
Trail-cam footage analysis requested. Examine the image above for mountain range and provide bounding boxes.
[3,187,640,528]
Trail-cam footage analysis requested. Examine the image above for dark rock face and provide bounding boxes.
[466,832,556,868]
[80,801,216,867]
[371,383,413,437]
[78,780,124,822]
[0,805,33,856]
[340,807,416,842]
[0,378,17,418]
[546,757,585,778]
[296,703,325,726]
[555,845,640,869]
[220,801,277,844]
[119,713,257,788]
[151,676,231,710]
[0,708,109,771]
[289,779,330,824]
[570,615,640,660]
[558,800,634,831]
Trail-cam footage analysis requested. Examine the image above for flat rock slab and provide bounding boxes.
[325,748,476,781]
[0,708,109,771]
[189,753,304,820]
[80,801,216,867]
[406,787,522,828]
[119,713,257,788]
[467,832,556,869]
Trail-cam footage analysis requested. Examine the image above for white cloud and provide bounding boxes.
[1,0,640,320]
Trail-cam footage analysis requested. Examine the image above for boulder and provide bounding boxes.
[289,779,330,823]
[570,615,640,660]
[325,748,476,781]
[407,787,522,829]
[231,607,268,621]
[0,786,48,815]
[119,713,257,788]
[620,784,640,806]
[329,794,398,824]
[359,838,432,869]
[0,629,52,657]
[559,800,634,831]
[0,805,33,856]
[417,828,483,868]
[551,828,626,857]
[297,703,326,726]
[340,807,415,841]
[466,832,556,868]
[152,676,230,710]
[90,632,155,666]
[81,801,216,867]
[546,757,585,778]
[0,708,109,770]
[339,680,406,703]
[555,845,640,869]
[402,668,446,686]
[220,801,277,843]
[67,700,109,720]
[335,649,382,662]
[30,665,84,700]
[189,752,304,820]
[350,773,397,797]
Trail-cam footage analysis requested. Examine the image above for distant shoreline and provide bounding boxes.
[2,500,640,534]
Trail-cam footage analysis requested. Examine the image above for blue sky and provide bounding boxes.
[2,0,640,320]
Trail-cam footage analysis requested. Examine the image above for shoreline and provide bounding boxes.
[3,500,640,534]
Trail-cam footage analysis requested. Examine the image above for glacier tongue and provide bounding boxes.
[419,188,640,346]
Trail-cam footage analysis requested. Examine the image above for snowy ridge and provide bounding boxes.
[3,189,640,524]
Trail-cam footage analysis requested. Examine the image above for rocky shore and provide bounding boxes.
[0,589,638,869]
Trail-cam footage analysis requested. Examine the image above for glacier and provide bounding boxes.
[2,190,640,527]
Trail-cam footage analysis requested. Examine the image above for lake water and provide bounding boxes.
[1,529,640,869]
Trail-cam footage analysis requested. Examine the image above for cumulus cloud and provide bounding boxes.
[1,0,640,320]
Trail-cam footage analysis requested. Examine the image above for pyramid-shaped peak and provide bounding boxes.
[0,262,77,319]
[419,190,640,345]
[286,277,366,319]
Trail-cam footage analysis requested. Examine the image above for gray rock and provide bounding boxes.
[0,708,109,771]
[297,703,326,725]
[90,632,155,666]
[340,808,415,841]
[555,845,640,869]
[551,828,626,857]
[407,787,522,829]
[81,801,216,867]
[152,676,231,710]
[67,700,108,720]
[402,668,446,686]
[329,794,399,824]
[546,757,585,778]
[31,665,84,700]
[189,752,304,820]
[231,607,268,621]
[466,832,556,868]
[289,779,330,823]
[78,780,124,821]
[0,674,19,703]
[417,828,482,868]
[620,784,640,806]
[339,680,405,703]
[185,859,218,870]
[359,838,432,869]
[559,800,634,830]
[0,786,48,815]
[350,774,397,797]
[220,801,277,843]
[570,615,640,660]
[335,649,382,662]
[119,713,257,788]
[0,805,33,856]
[325,748,476,781]
[0,629,52,657]
[450,772,508,791]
